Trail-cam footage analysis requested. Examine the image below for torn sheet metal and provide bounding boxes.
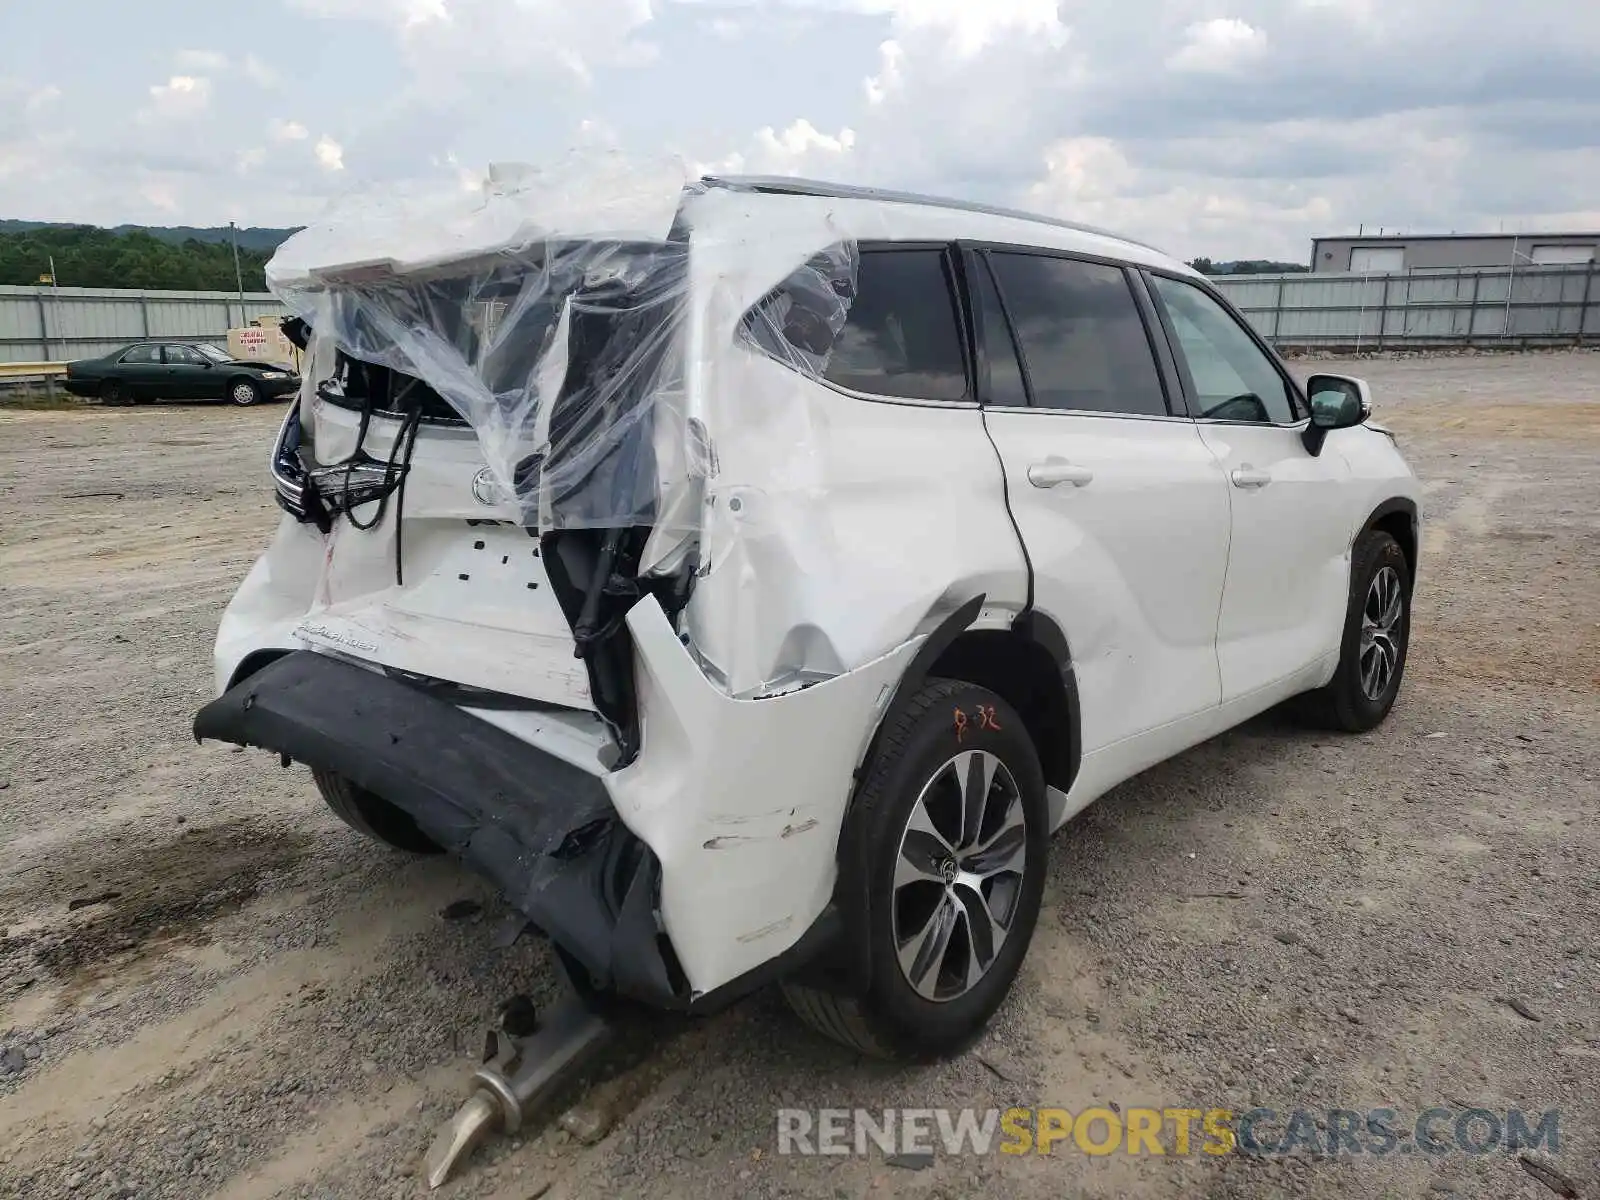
[607,595,920,994]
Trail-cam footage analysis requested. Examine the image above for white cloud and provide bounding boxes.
[403,0,450,26]
[756,118,855,165]
[143,75,211,120]
[865,39,903,104]
[244,54,281,87]
[6,0,1600,264]
[139,182,181,212]
[700,118,857,178]
[1166,18,1268,73]
[270,118,310,142]
[176,49,229,72]
[1027,139,1336,260]
[315,135,346,171]
[836,0,1067,57]
[289,0,655,82]
[25,84,61,113]
[289,0,448,23]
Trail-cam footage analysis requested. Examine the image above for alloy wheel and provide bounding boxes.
[1359,565,1404,700]
[231,381,258,405]
[892,750,1028,1003]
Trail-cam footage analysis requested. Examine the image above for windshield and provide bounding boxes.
[197,343,232,363]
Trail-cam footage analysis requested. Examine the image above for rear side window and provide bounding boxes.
[821,250,968,401]
[120,344,160,364]
[987,253,1167,416]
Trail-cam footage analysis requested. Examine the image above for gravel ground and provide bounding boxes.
[1,351,1596,1200]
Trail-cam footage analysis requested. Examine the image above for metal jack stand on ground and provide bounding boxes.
[424,959,614,1189]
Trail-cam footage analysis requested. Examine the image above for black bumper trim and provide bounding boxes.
[193,651,674,1000]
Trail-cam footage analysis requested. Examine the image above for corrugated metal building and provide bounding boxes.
[1311,232,1600,274]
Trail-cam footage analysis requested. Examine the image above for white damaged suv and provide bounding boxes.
[195,173,1420,1058]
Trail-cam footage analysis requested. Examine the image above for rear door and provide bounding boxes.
[1143,272,1353,701]
[116,343,165,396]
[973,249,1231,755]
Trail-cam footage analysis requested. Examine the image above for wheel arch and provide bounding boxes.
[813,595,1080,995]
[225,647,293,692]
[1360,497,1419,586]
[930,611,1081,798]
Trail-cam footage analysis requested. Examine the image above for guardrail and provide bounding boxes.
[0,361,69,380]
[0,360,74,403]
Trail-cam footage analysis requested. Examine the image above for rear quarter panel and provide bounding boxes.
[685,350,1028,696]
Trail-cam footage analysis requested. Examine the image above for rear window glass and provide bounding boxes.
[821,250,967,401]
[745,247,968,402]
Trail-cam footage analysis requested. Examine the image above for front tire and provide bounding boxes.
[1294,530,1412,732]
[312,768,444,855]
[228,377,262,406]
[782,678,1048,1059]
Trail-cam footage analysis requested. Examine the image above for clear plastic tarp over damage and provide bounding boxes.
[266,158,860,544]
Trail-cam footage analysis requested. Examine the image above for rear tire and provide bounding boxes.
[312,767,444,855]
[1293,530,1412,732]
[100,380,133,407]
[781,678,1048,1060]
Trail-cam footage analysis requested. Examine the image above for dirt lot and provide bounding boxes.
[2,352,1597,1200]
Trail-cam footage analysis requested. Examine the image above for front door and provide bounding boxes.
[1144,273,1354,701]
[972,249,1231,756]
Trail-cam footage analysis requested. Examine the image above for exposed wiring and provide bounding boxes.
[319,356,426,584]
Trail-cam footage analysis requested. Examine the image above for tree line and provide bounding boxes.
[1188,257,1309,276]
[0,225,277,291]
[1,222,1311,291]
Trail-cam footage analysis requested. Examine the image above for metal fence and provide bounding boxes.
[4,264,1596,366]
[0,285,285,364]
[1212,263,1599,351]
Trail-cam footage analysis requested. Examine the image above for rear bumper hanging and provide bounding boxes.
[192,651,685,1005]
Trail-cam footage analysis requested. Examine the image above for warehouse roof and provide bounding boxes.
[1312,231,1600,243]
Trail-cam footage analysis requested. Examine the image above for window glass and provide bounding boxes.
[973,258,1027,407]
[165,344,204,365]
[196,342,232,362]
[1150,275,1298,423]
[120,344,160,364]
[820,250,967,401]
[987,253,1167,416]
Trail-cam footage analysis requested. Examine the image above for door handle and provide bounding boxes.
[1027,459,1095,488]
[1230,465,1271,489]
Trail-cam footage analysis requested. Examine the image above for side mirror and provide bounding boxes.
[1302,374,1372,455]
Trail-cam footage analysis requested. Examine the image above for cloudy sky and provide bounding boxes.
[2,0,1597,261]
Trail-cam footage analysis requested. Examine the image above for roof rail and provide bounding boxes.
[699,175,1165,255]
